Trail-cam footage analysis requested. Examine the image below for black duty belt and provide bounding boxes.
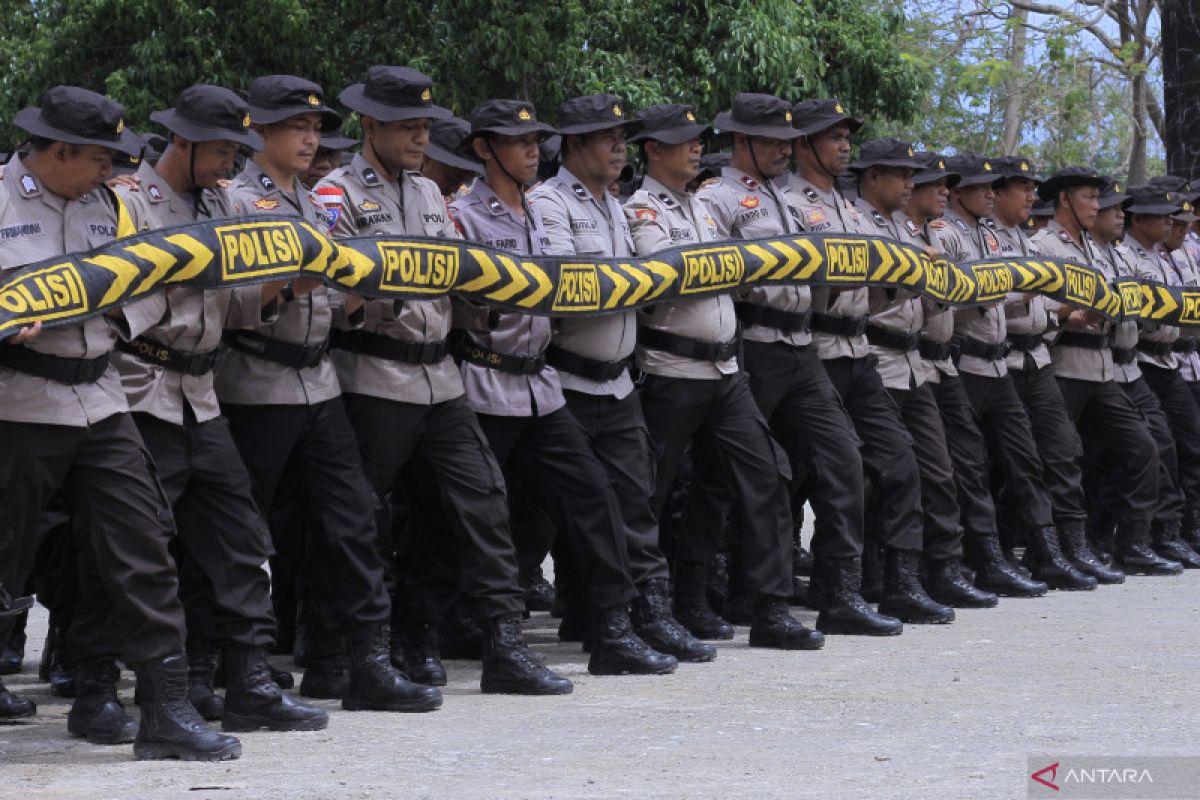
[638,326,738,363]
[455,337,546,375]
[116,337,219,376]
[865,323,920,352]
[1055,331,1111,351]
[1172,338,1199,354]
[329,329,449,365]
[954,335,1011,362]
[545,345,630,382]
[734,302,812,333]
[0,345,109,385]
[918,337,953,362]
[223,330,328,369]
[1006,333,1046,352]
[810,312,869,338]
[1111,346,1138,365]
[1136,339,1175,360]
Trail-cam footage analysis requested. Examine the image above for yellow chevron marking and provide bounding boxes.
[126,242,179,295]
[460,249,502,292]
[642,259,679,300]
[599,264,630,309]
[1152,285,1179,320]
[621,262,653,305]
[163,234,214,284]
[870,240,895,282]
[88,254,141,306]
[745,244,779,282]
[794,238,823,279]
[769,241,803,280]
[297,223,334,274]
[517,261,553,308]
[486,254,528,302]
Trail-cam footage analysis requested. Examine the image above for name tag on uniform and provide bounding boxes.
[0,221,43,239]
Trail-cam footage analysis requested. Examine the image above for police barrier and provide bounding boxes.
[1,214,1195,339]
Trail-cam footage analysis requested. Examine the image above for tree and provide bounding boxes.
[1160,0,1200,179]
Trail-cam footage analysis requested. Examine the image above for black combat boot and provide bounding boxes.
[67,658,138,744]
[187,645,224,722]
[1182,507,1200,553]
[0,583,32,619]
[221,645,328,732]
[672,562,734,640]
[1022,526,1098,590]
[0,613,26,675]
[587,606,678,676]
[0,676,35,719]
[343,623,442,712]
[439,602,484,660]
[1151,520,1200,569]
[878,548,955,624]
[749,595,824,650]
[927,557,999,608]
[131,654,242,761]
[1088,513,1118,565]
[299,627,350,700]
[520,568,556,614]
[632,580,716,663]
[1058,520,1125,584]
[968,530,1048,597]
[402,622,448,687]
[480,615,573,695]
[815,557,903,636]
[1115,521,1183,575]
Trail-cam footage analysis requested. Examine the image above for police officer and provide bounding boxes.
[528,94,712,661]
[987,157,1124,584]
[302,124,358,188]
[450,99,677,674]
[422,115,482,199]
[787,100,952,624]
[320,66,572,694]
[900,153,1049,597]
[218,74,443,712]
[1032,169,1179,576]
[851,138,997,609]
[695,92,884,641]
[0,86,240,760]
[109,84,330,736]
[937,155,1096,591]
[1120,187,1200,567]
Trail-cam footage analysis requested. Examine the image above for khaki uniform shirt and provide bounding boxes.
[318,154,463,405]
[624,175,736,380]
[449,179,564,418]
[1161,245,1200,382]
[936,207,1007,377]
[699,167,811,346]
[1127,235,1181,371]
[529,167,637,399]
[903,214,957,384]
[0,156,146,426]
[216,159,340,406]
[991,219,1052,372]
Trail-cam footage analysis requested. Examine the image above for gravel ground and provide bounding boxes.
[1,569,1198,800]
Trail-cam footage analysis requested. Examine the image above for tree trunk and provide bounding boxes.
[1162,0,1200,180]
[1001,6,1028,156]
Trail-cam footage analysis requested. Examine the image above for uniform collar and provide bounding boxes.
[554,165,609,207]
[852,195,891,227]
[723,166,773,196]
[640,174,688,209]
[789,173,839,206]
[470,178,523,222]
[352,152,396,188]
[241,157,300,198]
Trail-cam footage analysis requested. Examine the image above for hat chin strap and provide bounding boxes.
[806,137,841,185]
[484,138,535,250]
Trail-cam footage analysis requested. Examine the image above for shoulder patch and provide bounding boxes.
[1058,230,1072,243]
[802,187,818,202]
[953,217,969,233]
[254,198,280,211]
[362,167,381,186]
[19,174,39,197]
[147,184,164,202]
[572,183,588,200]
[740,196,760,209]
[984,230,1000,253]
[739,175,759,190]
[258,173,275,191]
[635,208,657,221]
[486,197,504,215]
[803,208,827,226]
[656,192,679,209]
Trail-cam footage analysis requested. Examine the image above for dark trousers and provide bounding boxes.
[958,371,1055,532]
[640,370,793,597]
[888,383,963,561]
[477,407,636,610]
[0,413,184,664]
[933,375,1007,547]
[820,354,924,552]
[1008,364,1089,526]
[1056,377,1158,528]
[133,412,276,649]
[562,389,669,587]
[222,398,391,627]
[1140,364,1200,513]
[343,393,523,621]
[1114,378,1182,526]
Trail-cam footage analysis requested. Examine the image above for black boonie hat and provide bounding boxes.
[1036,166,1107,201]
[713,93,801,139]
[946,152,999,188]
[1030,197,1055,218]
[1123,186,1180,216]
[459,100,557,156]
[247,75,341,130]
[991,155,1042,185]
[150,84,263,150]
[556,94,642,137]
[15,85,143,157]
[697,151,730,182]
[1174,195,1198,223]
[790,98,864,137]
[1097,178,1132,211]
[427,116,483,173]
[912,151,961,187]
[1147,175,1200,204]
[319,126,359,151]
[848,138,923,172]
[339,66,451,123]
[629,104,709,145]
